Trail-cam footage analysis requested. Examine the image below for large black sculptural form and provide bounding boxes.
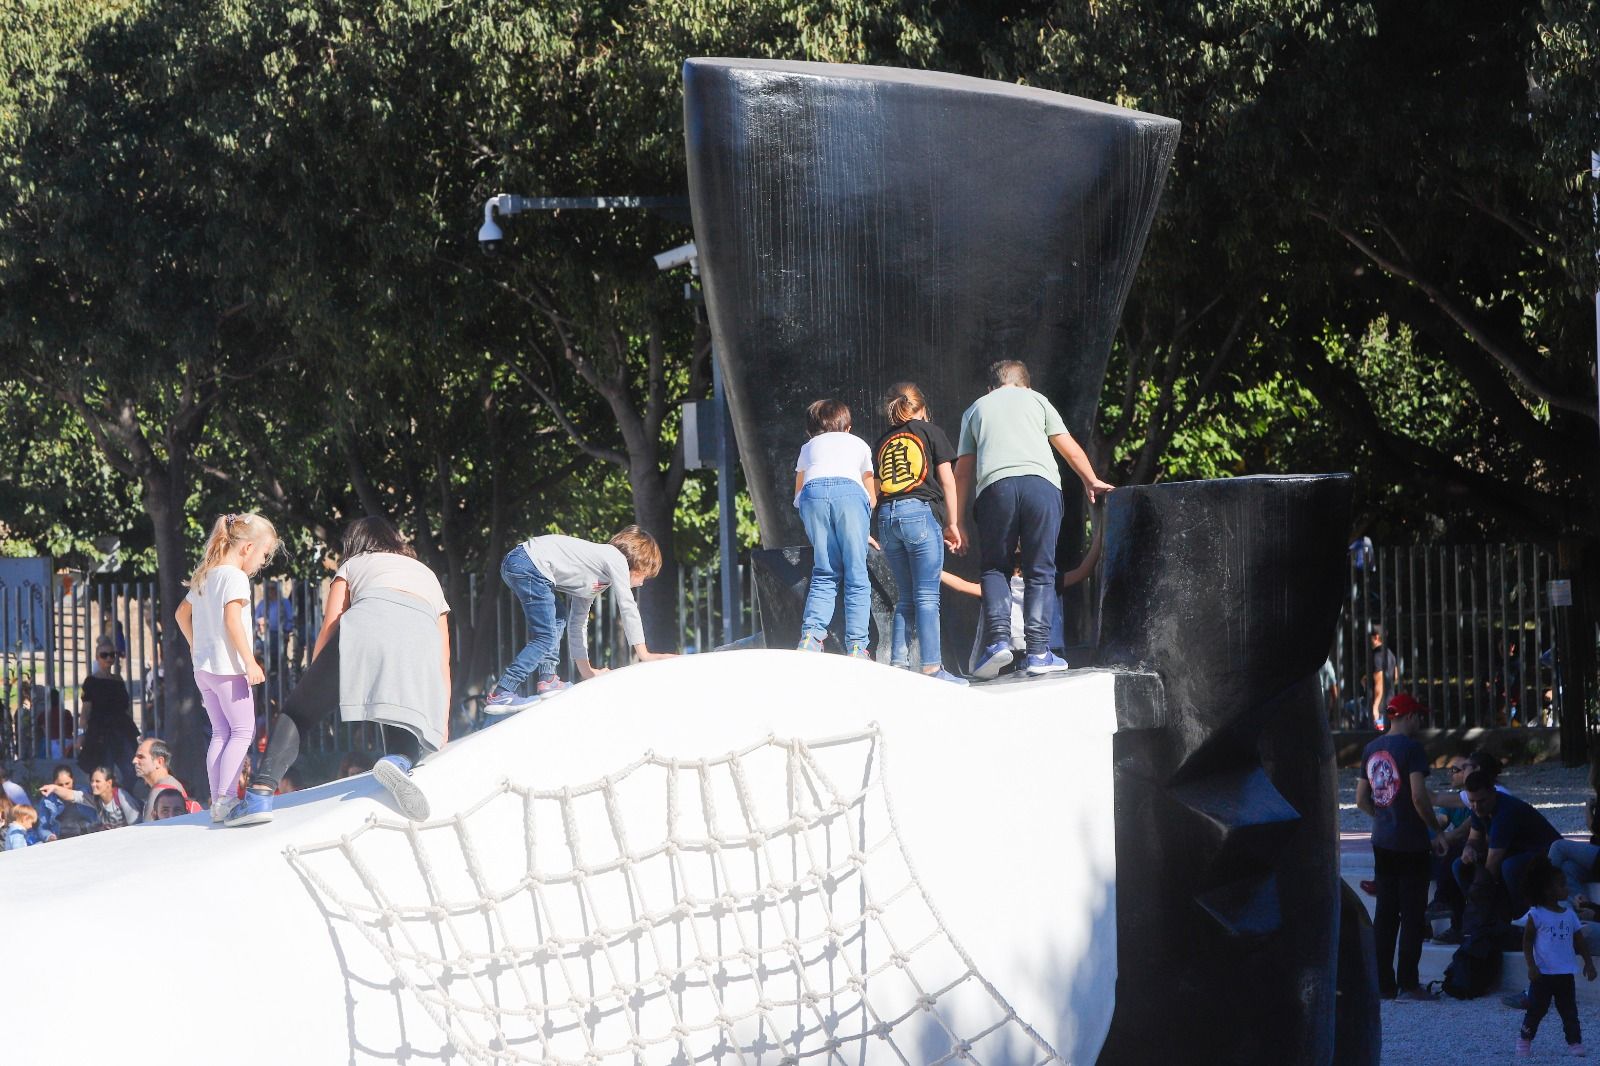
[683,59,1377,1065]
[683,59,1179,548]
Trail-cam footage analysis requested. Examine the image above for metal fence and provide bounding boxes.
[0,564,756,766]
[1330,542,1572,730]
[8,542,1570,762]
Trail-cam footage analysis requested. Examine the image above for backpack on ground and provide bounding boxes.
[1441,929,1503,999]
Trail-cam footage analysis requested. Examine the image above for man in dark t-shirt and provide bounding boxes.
[1357,693,1443,999]
[1462,771,1562,919]
[1368,626,1400,730]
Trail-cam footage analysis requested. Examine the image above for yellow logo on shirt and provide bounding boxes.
[877,432,928,495]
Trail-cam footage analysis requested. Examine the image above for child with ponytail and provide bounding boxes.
[871,383,967,684]
[174,513,279,822]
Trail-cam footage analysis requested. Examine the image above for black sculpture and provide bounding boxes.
[1095,475,1375,1065]
[683,59,1179,549]
[683,58,1377,1064]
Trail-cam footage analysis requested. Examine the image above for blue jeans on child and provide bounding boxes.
[878,498,944,668]
[797,477,872,648]
[973,474,1063,655]
[496,547,566,694]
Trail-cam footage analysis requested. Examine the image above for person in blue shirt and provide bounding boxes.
[1356,692,1445,1000]
[1460,767,1562,922]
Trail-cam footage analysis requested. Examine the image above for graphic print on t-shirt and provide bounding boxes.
[1366,750,1401,807]
[876,431,929,495]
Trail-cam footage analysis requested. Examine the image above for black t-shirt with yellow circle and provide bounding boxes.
[871,419,957,526]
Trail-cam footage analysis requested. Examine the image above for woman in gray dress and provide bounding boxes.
[227,517,450,826]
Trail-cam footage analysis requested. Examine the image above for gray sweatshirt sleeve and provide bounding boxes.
[606,552,647,651]
[567,594,595,662]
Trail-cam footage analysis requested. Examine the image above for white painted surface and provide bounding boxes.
[3,651,1118,1065]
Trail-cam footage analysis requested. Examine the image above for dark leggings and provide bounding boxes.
[251,629,420,792]
[1522,973,1581,1045]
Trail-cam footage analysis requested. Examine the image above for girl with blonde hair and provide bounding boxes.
[174,512,278,822]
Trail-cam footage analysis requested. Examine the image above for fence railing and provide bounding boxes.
[6,542,1574,765]
[1330,542,1571,731]
[0,563,755,766]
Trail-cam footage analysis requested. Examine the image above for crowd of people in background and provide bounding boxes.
[1358,691,1600,1056]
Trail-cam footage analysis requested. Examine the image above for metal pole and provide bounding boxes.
[714,351,738,647]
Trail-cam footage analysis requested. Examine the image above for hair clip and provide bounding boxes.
[223,513,236,527]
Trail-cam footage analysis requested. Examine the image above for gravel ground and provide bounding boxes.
[1338,762,1596,836]
[1339,763,1598,1063]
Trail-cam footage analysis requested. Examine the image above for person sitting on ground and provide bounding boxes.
[41,765,140,829]
[132,738,189,822]
[35,764,91,839]
[234,517,452,827]
[148,789,189,821]
[1428,749,1508,941]
[1355,691,1444,1001]
[1459,766,1563,927]
[4,803,38,850]
[0,764,27,807]
[483,525,675,713]
[953,360,1112,679]
[1548,793,1600,918]
[1514,856,1595,1057]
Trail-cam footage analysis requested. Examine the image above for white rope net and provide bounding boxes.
[286,726,1061,1066]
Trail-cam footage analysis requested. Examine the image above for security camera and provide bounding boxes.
[652,242,698,273]
[478,197,505,253]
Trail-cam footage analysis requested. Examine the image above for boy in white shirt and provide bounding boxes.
[484,526,675,713]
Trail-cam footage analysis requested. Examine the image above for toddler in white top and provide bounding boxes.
[793,398,876,656]
[175,512,278,822]
[1517,859,1596,1057]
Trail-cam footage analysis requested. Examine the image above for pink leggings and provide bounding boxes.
[194,670,256,803]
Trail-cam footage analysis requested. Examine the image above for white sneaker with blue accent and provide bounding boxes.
[483,689,540,716]
[373,754,430,822]
[1022,651,1071,676]
[971,641,1014,680]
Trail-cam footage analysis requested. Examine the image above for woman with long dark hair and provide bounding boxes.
[227,517,450,826]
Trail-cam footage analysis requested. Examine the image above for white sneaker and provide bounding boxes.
[211,795,239,823]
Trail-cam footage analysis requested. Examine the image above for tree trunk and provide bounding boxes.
[143,462,208,798]
[628,465,682,654]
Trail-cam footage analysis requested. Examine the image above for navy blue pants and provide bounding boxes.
[973,475,1062,655]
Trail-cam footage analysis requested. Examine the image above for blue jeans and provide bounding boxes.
[1550,839,1600,899]
[496,547,566,695]
[797,477,872,647]
[973,474,1063,655]
[879,498,945,668]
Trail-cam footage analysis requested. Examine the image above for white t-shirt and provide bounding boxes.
[1529,903,1584,975]
[334,553,450,616]
[793,432,873,504]
[185,565,252,675]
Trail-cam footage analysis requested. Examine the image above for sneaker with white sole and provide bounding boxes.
[210,795,238,823]
[1022,651,1071,676]
[535,675,570,698]
[971,641,1014,680]
[483,688,540,716]
[373,754,430,822]
[926,668,970,687]
[223,790,274,828]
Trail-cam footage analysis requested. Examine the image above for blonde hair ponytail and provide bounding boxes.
[883,382,927,426]
[188,512,278,590]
